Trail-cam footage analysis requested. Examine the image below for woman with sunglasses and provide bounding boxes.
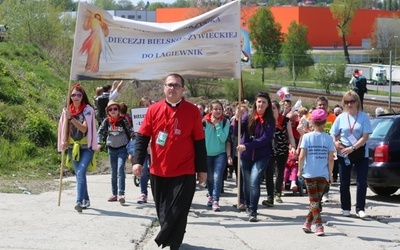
[330,90,372,218]
[57,84,98,212]
[233,92,275,222]
[97,100,135,204]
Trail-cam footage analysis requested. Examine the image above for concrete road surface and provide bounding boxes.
[1,174,400,250]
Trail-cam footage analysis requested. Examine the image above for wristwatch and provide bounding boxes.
[351,146,356,151]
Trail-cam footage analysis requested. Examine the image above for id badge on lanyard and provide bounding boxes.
[156,131,168,146]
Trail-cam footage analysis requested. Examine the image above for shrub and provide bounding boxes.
[24,111,56,147]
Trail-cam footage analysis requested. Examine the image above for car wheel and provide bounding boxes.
[369,186,398,196]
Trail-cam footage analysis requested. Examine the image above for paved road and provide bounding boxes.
[1,174,400,250]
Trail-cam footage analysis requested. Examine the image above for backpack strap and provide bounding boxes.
[121,118,132,140]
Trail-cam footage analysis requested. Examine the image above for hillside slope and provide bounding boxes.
[0,43,69,178]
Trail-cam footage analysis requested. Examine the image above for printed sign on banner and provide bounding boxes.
[70,1,241,80]
[131,108,148,132]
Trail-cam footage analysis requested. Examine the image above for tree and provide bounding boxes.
[171,0,192,8]
[50,0,77,11]
[148,2,167,11]
[371,17,400,64]
[281,21,314,86]
[248,7,283,83]
[0,0,72,63]
[313,55,347,94]
[117,0,134,10]
[330,0,362,64]
[136,0,146,10]
[91,0,118,9]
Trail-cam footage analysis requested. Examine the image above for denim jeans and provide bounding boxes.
[108,146,128,196]
[338,156,369,212]
[241,157,269,212]
[140,154,150,196]
[68,148,94,203]
[207,153,227,202]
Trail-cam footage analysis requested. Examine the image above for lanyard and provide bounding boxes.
[347,112,358,134]
[163,102,180,131]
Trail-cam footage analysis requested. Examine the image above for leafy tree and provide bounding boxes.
[186,79,201,97]
[330,0,362,64]
[313,55,347,94]
[281,21,313,86]
[371,17,400,64]
[0,0,72,63]
[171,0,192,7]
[50,0,77,11]
[148,2,167,11]
[136,0,146,9]
[117,0,134,10]
[91,0,118,9]
[248,7,283,83]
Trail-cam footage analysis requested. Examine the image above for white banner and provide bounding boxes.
[70,1,241,80]
[131,108,148,132]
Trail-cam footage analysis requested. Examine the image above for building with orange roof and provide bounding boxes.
[156,6,400,48]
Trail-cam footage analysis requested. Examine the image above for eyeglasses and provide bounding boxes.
[165,83,182,89]
[108,107,119,112]
[344,100,356,105]
[71,93,82,98]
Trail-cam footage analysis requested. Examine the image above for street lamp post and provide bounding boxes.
[395,36,398,65]
[389,50,393,111]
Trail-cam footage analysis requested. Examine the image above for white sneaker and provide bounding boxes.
[322,193,329,203]
[290,181,298,191]
[357,210,368,218]
[342,210,351,217]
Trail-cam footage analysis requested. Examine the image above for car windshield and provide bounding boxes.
[370,118,394,140]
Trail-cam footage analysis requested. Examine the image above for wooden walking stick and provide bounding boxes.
[58,80,72,206]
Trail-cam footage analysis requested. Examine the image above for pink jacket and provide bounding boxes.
[57,105,98,152]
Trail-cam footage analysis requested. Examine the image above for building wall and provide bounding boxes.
[156,6,400,47]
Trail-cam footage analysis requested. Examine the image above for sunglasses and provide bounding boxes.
[344,100,356,105]
[165,83,182,89]
[108,107,119,112]
[71,93,82,98]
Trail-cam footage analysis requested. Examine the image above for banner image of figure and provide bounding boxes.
[240,29,251,63]
[79,12,110,73]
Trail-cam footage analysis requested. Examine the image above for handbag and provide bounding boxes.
[348,144,366,162]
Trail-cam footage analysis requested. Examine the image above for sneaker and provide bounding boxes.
[74,202,83,213]
[290,181,298,191]
[356,210,368,218]
[207,196,213,207]
[137,194,147,204]
[249,211,258,222]
[302,222,312,233]
[275,194,283,203]
[118,195,126,204]
[262,197,274,207]
[322,193,329,203]
[238,203,246,211]
[108,195,117,202]
[315,226,324,236]
[82,200,90,209]
[342,210,351,217]
[212,201,221,212]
